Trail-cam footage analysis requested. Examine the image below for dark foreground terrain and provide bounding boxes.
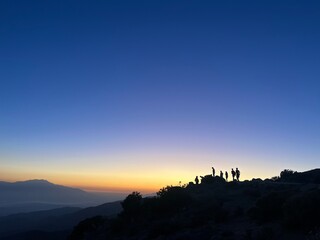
[2,169,320,240]
[69,169,320,240]
[0,201,122,240]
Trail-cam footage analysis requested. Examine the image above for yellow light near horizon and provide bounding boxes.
[54,170,198,193]
[0,153,287,193]
[0,167,273,194]
[0,164,197,193]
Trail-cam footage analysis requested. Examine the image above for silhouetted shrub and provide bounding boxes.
[280,169,296,180]
[251,178,263,183]
[188,181,194,186]
[270,176,280,181]
[278,169,320,184]
[121,191,142,217]
[283,190,320,231]
[156,186,193,213]
[69,216,105,240]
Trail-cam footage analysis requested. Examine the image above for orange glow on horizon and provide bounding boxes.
[0,166,279,194]
[0,152,294,193]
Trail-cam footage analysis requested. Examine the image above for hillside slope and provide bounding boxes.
[0,201,122,239]
[69,170,320,240]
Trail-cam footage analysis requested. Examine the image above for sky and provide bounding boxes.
[0,0,319,193]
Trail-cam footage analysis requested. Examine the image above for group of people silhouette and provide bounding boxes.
[214,167,241,181]
[194,167,241,185]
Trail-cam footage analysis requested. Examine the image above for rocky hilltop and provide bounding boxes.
[69,169,320,240]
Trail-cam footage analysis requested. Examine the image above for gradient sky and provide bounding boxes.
[1,0,319,193]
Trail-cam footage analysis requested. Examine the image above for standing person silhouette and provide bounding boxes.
[195,176,199,185]
[236,168,240,181]
[231,168,236,181]
[212,167,215,177]
[220,170,223,179]
[225,171,228,181]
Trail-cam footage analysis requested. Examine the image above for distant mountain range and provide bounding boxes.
[0,179,127,216]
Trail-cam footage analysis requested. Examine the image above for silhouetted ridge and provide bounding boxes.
[278,168,320,184]
[17,179,53,185]
[68,168,320,240]
[0,201,122,239]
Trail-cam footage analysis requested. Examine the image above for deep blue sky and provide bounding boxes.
[0,0,319,191]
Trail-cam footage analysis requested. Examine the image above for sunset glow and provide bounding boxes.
[1,1,319,194]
